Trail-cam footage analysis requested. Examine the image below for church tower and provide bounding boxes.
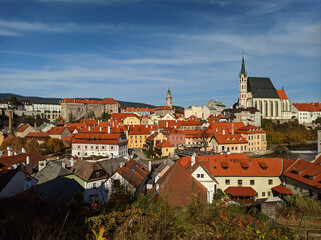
[166,88,172,108]
[239,54,248,107]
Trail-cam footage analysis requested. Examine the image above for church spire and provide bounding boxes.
[239,51,247,78]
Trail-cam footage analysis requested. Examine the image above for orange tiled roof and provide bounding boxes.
[292,103,320,112]
[235,125,265,134]
[155,139,174,148]
[46,126,67,135]
[158,120,181,129]
[180,154,283,177]
[118,159,149,188]
[26,132,49,138]
[0,152,45,169]
[283,160,321,189]
[276,89,288,99]
[149,161,207,207]
[155,106,172,110]
[207,114,227,122]
[72,132,127,144]
[208,122,245,134]
[62,135,73,142]
[62,98,119,105]
[272,185,293,194]
[225,186,256,196]
[123,108,155,113]
[17,124,29,133]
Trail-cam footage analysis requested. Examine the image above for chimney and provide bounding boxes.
[8,150,12,156]
[88,126,91,131]
[99,127,102,132]
[156,184,160,191]
[231,122,234,135]
[26,156,30,164]
[22,148,27,153]
[222,129,225,135]
[166,122,168,128]
[149,160,152,171]
[8,110,13,135]
[191,153,196,167]
[161,139,163,143]
[108,126,111,134]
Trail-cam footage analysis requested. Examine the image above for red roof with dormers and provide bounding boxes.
[207,122,245,134]
[283,159,321,189]
[235,125,266,134]
[293,103,321,112]
[80,119,99,126]
[117,159,149,188]
[158,120,181,129]
[180,119,202,126]
[276,89,288,100]
[207,114,227,122]
[62,98,119,105]
[128,125,158,135]
[179,154,283,177]
[211,132,248,144]
[17,124,30,133]
[72,132,127,145]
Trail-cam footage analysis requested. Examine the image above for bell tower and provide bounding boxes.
[166,88,172,108]
[239,53,248,107]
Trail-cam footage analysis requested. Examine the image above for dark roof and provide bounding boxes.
[35,161,72,184]
[0,169,17,192]
[151,159,175,180]
[247,77,279,98]
[70,159,108,182]
[34,177,83,204]
[0,152,45,170]
[99,157,127,176]
[223,107,259,114]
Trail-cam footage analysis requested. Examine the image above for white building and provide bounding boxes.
[184,105,218,120]
[292,103,321,124]
[71,128,128,158]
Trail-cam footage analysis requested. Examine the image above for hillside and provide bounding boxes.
[0,93,156,108]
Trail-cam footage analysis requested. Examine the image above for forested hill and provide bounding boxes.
[0,93,156,108]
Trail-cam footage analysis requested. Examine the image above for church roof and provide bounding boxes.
[247,77,279,99]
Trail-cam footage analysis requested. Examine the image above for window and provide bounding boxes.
[96,146,98,150]
[238,180,242,186]
[250,180,255,185]
[268,179,273,185]
[111,146,114,150]
[262,192,265,197]
[78,145,80,149]
[268,191,271,197]
[91,146,93,149]
[225,179,230,185]
[93,183,96,188]
[102,146,105,150]
[197,174,204,178]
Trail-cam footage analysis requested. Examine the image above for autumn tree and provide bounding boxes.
[1,139,12,150]
[45,138,65,154]
[25,139,40,153]
[11,137,25,150]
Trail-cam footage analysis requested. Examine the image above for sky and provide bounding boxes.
[0,0,320,108]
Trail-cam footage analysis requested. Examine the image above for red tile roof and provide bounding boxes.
[123,108,155,114]
[46,126,67,135]
[158,120,181,129]
[208,122,245,134]
[283,160,321,189]
[17,124,29,133]
[117,159,149,188]
[179,154,283,177]
[26,132,49,138]
[312,155,321,165]
[272,185,293,194]
[276,89,288,99]
[62,98,119,105]
[155,106,172,110]
[149,161,207,207]
[128,125,158,135]
[211,132,248,144]
[154,140,174,148]
[72,132,127,144]
[225,186,256,196]
[235,125,265,134]
[0,152,45,170]
[62,135,73,142]
[207,114,227,122]
[292,103,321,112]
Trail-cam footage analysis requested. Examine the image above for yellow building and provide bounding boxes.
[154,139,175,157]
[235,125,267,152]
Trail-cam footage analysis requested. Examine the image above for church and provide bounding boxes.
[238,56,291,120]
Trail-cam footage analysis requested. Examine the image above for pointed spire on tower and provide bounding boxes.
[240,51,247,78]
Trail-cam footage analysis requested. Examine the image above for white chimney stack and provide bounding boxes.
[222,130,225,135]
[191,153,196,167]
[108,126,111,134]
[156,184,160,191]
[26,156,30,164]
[22,148,27,153]
[166,122,168,128]
[99,127,102,132]
[8,150,12,156]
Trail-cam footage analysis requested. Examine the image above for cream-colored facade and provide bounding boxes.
[128,134,149,148]
[123,116,141,125]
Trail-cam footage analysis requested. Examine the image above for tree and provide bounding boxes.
[12,137,25,150]
[25,139,40,153]
[10,96,18,109]
[101,112,111,122]
[1,139,12,150]
[45,138,64,154]
[313,117,321,125]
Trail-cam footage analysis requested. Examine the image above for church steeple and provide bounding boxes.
[239,52,247,78]
[238,53,248,108]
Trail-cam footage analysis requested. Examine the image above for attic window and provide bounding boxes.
[290,170,299,175]
[226,138,229,142]
[303,175,313,180]
[258,161,268,170]
[240,162,249,169]
[232,138,235,141]
[221,161,228,169]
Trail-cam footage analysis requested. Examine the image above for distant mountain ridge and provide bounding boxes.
[0,93,156,109]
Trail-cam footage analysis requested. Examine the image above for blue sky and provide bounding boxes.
[0,0,320,108]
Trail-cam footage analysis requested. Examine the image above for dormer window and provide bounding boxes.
[258,161,268,170]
